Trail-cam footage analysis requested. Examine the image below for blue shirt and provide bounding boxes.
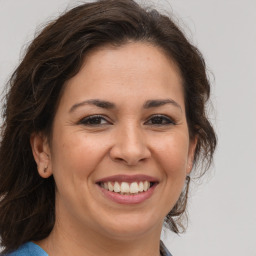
[4,241,172,256]
[4,242,48,256]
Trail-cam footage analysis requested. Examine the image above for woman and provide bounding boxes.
[0,0,216,255]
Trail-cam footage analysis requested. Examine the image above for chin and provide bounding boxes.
[95,211,163,240]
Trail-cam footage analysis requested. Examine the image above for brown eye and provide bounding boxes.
[79,115,111,126]
[145,115,175,126]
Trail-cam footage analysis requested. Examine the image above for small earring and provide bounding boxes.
[43,166,48,173]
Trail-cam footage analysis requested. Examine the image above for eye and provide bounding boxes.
[78,115,111,126]
[145,114,176,126]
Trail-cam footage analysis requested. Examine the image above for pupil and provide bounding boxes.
[152,117,163,124]
[90,117,101,124]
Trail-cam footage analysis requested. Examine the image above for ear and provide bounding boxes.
[30,132,52,178]
[186,136,198,175]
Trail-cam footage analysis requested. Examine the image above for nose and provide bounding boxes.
[109,124,151,166]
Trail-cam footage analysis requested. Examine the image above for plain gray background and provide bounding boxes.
[0,0,255,255]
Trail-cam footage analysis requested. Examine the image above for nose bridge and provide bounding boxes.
[123,122,143,150]
[110,120,150,165]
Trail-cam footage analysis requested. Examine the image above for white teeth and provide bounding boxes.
[114,182,121,192]
[120,182,130,193]
[143,181,150,191]
[138,181,144,192]
[130,182,139,193]
[108,182,114,192]
[102,181,152,194]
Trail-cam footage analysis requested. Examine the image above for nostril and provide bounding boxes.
[116,157,124,162]
[112,157,128,164]
[109,140,151,166]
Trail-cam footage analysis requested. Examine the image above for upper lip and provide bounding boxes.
[95,174,159,183]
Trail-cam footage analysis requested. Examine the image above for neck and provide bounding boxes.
[37,219,162,256]
[36,196,164,256]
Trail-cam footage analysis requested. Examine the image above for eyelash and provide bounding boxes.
[78,114,176,127]
[145,114,176,126]
[78,115,111,126]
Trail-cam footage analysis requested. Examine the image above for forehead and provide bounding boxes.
[59,42,184,110]
[82,42,182,84]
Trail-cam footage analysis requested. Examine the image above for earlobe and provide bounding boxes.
[30,133,52,178]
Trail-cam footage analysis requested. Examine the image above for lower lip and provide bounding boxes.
[98,184,157,204]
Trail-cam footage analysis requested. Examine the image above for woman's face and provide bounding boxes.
[44,42,196,240]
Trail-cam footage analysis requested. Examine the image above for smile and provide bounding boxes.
[96,175,158,204]
[99,181,153,195]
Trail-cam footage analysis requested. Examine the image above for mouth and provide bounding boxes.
[97,181,156,195]
[95,175,158,204]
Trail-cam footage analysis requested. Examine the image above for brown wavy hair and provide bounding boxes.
[0,0,217,253]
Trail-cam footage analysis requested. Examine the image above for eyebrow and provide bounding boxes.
[143,99,182,112]
[69,99,115,113]
[69,98,182,113]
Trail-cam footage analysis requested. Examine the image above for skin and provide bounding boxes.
[31,42,197,256]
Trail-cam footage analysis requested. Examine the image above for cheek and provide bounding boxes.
[152,133,190,178]
[50,131,107,180]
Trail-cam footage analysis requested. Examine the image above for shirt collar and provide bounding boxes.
[160,241,173,256]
